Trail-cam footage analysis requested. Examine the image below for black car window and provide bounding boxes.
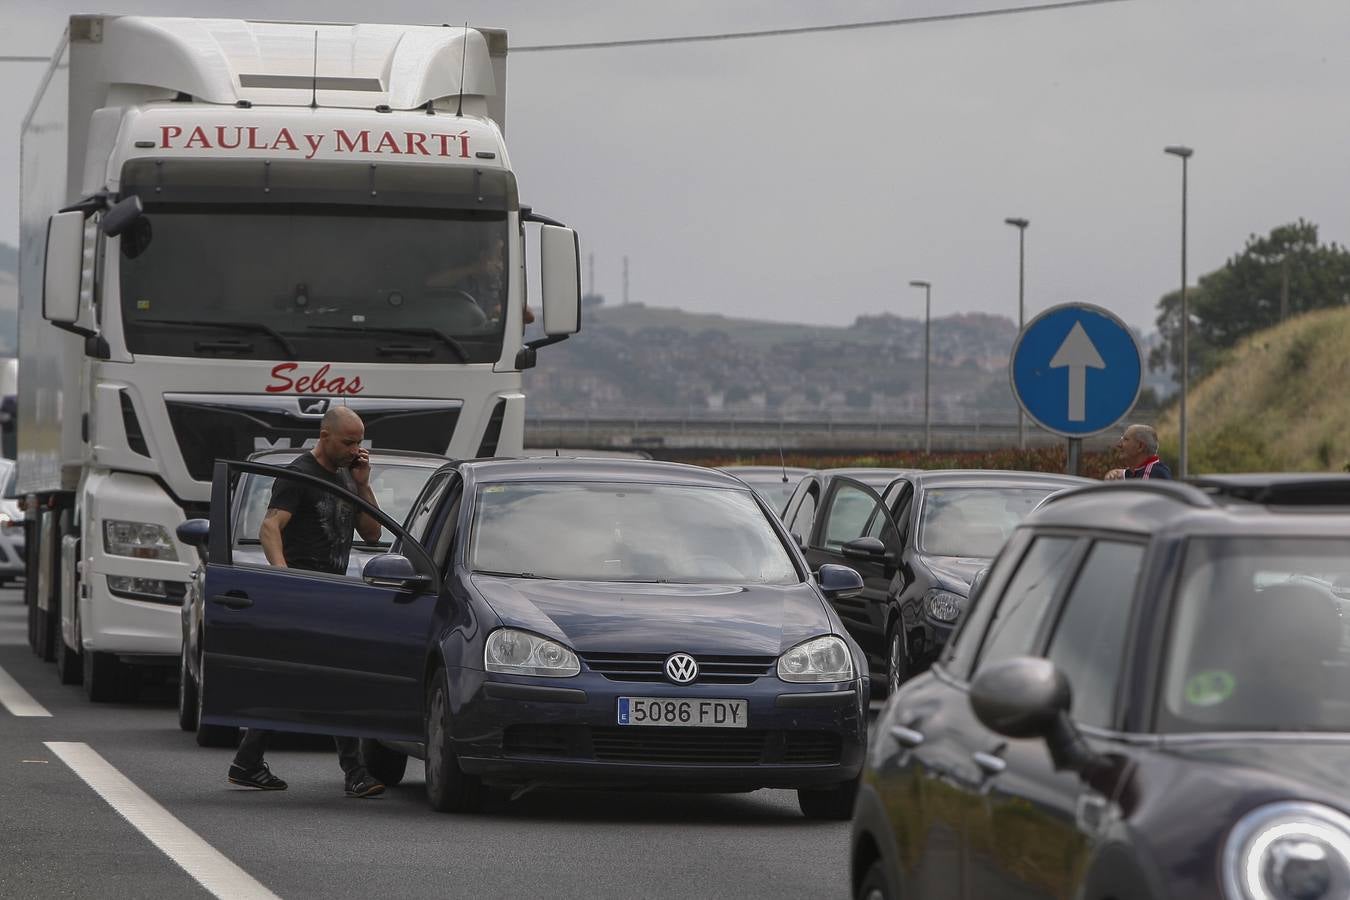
[822,483,881,550]
[405,471,452,544]
[1045,540,1146,729]
[788,484,819,545]
[942,531,1031,680]
[974,535,1080,671]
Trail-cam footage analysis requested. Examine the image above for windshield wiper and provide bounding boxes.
[473,570,554,580]
[305,325,468,363]
[136,318,297,356]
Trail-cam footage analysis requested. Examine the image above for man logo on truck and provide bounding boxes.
[300,399,331,416]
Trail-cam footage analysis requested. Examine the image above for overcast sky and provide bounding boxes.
[2,0,1347,332]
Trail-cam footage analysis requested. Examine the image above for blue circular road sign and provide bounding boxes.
[1010,303,1142,438]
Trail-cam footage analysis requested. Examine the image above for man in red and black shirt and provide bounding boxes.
[1104,424,1173,480]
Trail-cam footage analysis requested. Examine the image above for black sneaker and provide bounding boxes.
[345,774,385,799]
[228,762,288,791]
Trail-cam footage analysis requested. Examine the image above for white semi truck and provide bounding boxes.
[18,15,581,700]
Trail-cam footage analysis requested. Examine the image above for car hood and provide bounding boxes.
[920,555,986,592]
[1158,737,1350,801]
[470,576,834,656]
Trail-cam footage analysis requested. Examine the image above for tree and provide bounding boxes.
[1151,220,1350,377]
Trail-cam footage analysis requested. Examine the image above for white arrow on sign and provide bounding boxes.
[1049,322,1106,421]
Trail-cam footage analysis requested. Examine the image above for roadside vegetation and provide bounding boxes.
[694,446,1115,480]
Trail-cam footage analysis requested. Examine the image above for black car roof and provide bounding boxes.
[910,469,1094,489]
[461,457,752,489]
[245,448,451,467]
[1029,476,1350,537]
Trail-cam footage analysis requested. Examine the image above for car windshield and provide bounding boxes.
[918,487,1058,558]
[747,480,797,514]
[469,481,800,584]
[0,459,14,498]
[1158,537,1350,733]
[234,461,433,548]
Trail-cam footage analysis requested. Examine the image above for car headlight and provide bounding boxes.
[484,628,580,677]
[104,520,178,561]
[1223,802,1350,900]
[777,635,854,683]
[924,589,965,623]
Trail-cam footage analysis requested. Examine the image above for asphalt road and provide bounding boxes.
[0,586,853,900]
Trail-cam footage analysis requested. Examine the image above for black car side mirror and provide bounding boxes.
[176,518,210,550]
[363,553,432,593]
[841,536,888,561]
[970,656,1119,791]
[817,564,864,601]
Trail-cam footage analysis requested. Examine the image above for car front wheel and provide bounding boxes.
[798,776,858,820]
[886,626,908,697]
[856,861,894,900]
[424,672,485,813]
[177,640,198,732]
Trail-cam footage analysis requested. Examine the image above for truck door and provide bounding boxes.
[199,460,440,742]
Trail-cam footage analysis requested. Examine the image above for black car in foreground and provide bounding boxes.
[853,476,1350,900]
[791,469,1089,694]
[177,448,446,746]
[181,457,869,817]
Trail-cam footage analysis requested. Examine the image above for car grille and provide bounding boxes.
[501,725,841,766]
[578,652,776,684]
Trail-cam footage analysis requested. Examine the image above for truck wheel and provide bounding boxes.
[798,776,859,820]
[84,650,128,703]
[360,738,408,787]
[424,674,485,813]
[56,630,82,686]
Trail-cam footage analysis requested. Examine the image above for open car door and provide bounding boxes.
[199,459,440,742]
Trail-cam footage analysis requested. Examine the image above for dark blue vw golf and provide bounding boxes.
[184,457,868,817]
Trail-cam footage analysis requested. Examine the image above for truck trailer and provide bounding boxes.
[18,15,581,700]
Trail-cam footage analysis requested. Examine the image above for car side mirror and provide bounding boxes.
[363,553,432,593]
[970,656,1118,790]
[841,536,888,561]
[817,563,864,601]
[176,518,210,550]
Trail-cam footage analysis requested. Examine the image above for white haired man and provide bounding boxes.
[1104,424,1173,481]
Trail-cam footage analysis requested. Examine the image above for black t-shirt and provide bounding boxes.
[267,453,357,574]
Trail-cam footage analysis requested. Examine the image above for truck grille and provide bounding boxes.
[163,395,460,481]
[579,652,776,685]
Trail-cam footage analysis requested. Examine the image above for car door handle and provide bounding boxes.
[972,751,1007,776]
[210,592,253,610]
[889,725,925,748]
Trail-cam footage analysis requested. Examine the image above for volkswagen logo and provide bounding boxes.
[664,653,699,685]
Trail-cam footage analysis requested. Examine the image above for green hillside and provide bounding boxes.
[1158,307,1350,472]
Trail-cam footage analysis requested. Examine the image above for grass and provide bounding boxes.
[684,446,1115,479]
[1157,307,1350,473]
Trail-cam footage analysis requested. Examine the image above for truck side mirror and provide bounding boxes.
[539,224,580,337]
[101,195,144,237]
[43,211,86,326]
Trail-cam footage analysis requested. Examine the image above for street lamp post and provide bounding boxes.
[1164,145,1193,478]
[909,280,932,454]
[1004,217,1029,449]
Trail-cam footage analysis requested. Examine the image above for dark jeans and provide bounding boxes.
[232,729,366,783]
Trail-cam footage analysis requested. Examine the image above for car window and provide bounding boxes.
[942,531,1031,680]
[821,483,881,550]
[469,482,799,584]
[974,535,1080,671]
[404,472,452,545]
[918,486,1058,558]
[1045,540,1146,729]
[1158,536,1350,733]
[787,485,819,543]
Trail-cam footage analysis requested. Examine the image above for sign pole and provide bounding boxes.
[1066,438,1082,477]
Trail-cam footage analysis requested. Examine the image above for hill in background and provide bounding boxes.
[1158,306,1350,472]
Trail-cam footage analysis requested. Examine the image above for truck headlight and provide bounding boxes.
[484,628,580,677]
[104,520,178,561]
[924,589,965,623]
[777,635,854,683]
[1224,802,1350,900]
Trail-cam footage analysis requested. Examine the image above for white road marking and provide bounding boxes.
[45,742,280,900]
[0,663,51,716]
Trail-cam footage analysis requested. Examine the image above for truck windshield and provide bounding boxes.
[119,205,507,364]
[116,158,518,365]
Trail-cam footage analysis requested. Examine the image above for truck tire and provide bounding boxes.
[360,739,408,787]
[84,650,128,703]
[56,629,82,685]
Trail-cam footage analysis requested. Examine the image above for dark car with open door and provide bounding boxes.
[795,469,1088,695]
[181,456,870,817]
